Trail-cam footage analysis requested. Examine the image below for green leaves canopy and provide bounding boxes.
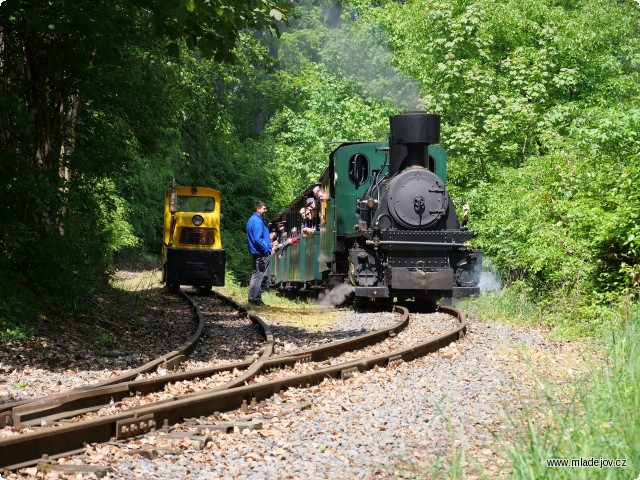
[0,0,291,323]
[257,0,640,314]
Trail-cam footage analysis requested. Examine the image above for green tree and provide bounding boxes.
[0,0,291,324]
[337,0,640,322]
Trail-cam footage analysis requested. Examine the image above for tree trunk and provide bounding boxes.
[21,31,80,235]
[23,36,54,173]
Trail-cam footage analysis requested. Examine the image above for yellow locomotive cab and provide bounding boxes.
[162,186,225,290]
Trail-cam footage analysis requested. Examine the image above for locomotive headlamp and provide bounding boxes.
[366,198,378,208]
[192,215,204,226]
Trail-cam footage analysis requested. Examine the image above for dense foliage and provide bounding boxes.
[0,0,291,326]
[275,0,640,331]
[1,0,638,333]
[247,0,640,330]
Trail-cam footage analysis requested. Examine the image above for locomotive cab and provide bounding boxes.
[162,186,226,290]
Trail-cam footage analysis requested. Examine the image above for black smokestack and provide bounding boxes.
[389,112,440,176]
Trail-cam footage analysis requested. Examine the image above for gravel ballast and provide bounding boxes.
[0,281,590,479]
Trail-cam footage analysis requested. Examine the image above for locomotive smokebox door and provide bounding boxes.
[387,170,447,229]
[389,113,441,176]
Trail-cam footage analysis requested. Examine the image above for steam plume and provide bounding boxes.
[318,283,355,307]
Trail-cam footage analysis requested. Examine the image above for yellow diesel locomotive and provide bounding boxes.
[162,186,225,290]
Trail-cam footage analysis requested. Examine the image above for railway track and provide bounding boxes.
[0,294,270,428]
[0,290,467,473]
[0,290,208,429]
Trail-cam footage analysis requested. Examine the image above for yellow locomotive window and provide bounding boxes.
[179,228,215,245]
[177,196,216,212]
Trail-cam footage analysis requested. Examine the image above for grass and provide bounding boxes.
[500,302,640,479]
[212,273,269,305]
[213,272,344,330]
[97,330,115,344]
[405,290,639,479]
[459,287,545,328]
[110,269,162,292]
[213,272,315,308]
[2,325,30,340]
[459,286,623,341]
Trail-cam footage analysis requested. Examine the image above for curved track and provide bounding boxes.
[0,291,216,428]
[0,291,467,472]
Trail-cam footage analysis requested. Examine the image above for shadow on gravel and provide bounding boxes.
[268,323,383,345]
[0,285,190,373]
[349,297,438,314]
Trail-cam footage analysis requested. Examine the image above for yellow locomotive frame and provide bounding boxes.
[162,186,225,290]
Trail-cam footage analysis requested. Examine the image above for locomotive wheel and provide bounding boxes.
[167,283,180,292]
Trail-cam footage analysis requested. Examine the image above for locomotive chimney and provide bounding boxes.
[389,112,440,176]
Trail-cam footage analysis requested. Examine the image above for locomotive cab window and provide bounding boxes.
[177,196,216,212]
[348,153,369,186]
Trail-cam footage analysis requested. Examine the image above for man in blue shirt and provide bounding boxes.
[246,201,272,306]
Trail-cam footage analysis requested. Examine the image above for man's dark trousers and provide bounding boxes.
[248,254,270,303]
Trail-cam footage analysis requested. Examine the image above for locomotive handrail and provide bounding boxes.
[365,240,467,247]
